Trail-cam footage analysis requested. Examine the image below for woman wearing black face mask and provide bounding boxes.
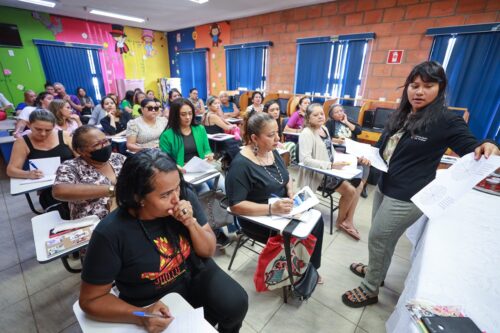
[53,125,126,220]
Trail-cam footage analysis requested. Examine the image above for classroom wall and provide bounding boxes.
[0,7,54,106]
[228,0,500,101]
[0,6,170,104]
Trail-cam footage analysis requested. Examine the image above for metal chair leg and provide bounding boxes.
[228,234,244,270]
[61,255,82,273]
[329,194,334,235]
[283,286,288,303]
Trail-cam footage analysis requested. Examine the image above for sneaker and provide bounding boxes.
[216,231,232,250]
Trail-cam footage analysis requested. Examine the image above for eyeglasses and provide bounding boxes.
[146,106,160,111]
[89,138,111,150]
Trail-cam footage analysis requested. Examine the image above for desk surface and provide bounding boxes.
[282,131,300,137]
[299,163,361,180]
[386,190,500,333]
[74,292,216,333]
[0,135,15,144]
[10,176,55,196]
[207,133,235,141]
[0,119,16,131]
[230,208,321,239]
[31,211,91,263]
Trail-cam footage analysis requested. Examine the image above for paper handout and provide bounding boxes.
[269,186,319,218]
[344,138,388,172]
[20,156,60,185]
[183,156,219,184]
[411,153,500,219]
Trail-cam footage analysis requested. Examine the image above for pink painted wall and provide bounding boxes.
[54,17,125,94]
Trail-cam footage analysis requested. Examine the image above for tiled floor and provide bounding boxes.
[0,168,413,333]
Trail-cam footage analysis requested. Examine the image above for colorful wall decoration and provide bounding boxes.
[0,7,54,105]
[0,6,170,105]
[195,21,230,96]
[167,27,195,79]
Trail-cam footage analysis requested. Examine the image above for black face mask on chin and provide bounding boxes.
[90,144,112,162]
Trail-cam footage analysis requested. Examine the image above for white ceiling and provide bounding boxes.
[0,0,335,32]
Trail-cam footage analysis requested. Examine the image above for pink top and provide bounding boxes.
[56,119,79,134]
[287,111,304,129]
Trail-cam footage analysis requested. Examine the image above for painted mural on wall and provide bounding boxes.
[209,23,222,47]
[142,29,156,57]
[109,24,129,54]
[31,12,62,35]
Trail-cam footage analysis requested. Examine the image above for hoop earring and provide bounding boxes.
[140,201,145,207]
[253,144,259,156]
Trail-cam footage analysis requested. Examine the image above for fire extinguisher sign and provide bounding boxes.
[387,50,404,64]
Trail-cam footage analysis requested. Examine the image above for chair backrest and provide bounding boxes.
[342,105,362,123]
[373,107,396,130]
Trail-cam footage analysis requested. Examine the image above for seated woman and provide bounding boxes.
[126,98,168,153]
[132,91,146,118]
[164,88,182,117]
[14,92,54,137]
[76,87,94,124]
[100,95,132,135]
[225,112,324,281]
[52,126,126,220]
[263,99,296,163]
[146,89,155,99]
[203,96,241,159]
[7,110,74,214]
[244,91,263,117]
[188,88,205,115]
[219,91,239,118]
[297,103,370,241]
[160,98,223,193]
[88,93,117,126]
[119,90,135,115]
[78,149,248,333]
[48,99,82,135]
[325,104,362,145]
[284,96,310,143]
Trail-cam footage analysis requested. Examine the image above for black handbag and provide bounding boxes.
[283,219,319,301]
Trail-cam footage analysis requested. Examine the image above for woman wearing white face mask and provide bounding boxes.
[53,125,126,220]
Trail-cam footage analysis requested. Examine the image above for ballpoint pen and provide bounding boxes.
[28,161,39,170]
[132,311,170,319]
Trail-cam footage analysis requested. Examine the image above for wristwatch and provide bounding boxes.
[108,185,115,197]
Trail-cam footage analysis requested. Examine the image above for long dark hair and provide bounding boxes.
[386,61,447,135]
[166,98,197,133]
[116,149,187,210]
[122,90,135,105]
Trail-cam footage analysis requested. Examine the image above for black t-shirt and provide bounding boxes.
[182,132,198,163]
[81,188,207,307]
[226,150,290,205]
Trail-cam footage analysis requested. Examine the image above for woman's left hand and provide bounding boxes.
[474,142,500,160]
[358,156,371,166]
[171,200,195,227]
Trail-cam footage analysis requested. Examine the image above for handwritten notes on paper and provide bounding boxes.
[344,138,388,172]
[411,153,500,219]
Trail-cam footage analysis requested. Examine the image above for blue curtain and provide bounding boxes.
[226,47,265,90]
[295,42,332,94]
[178,50,208,100]
[339,40,366,103]
[36,44,104,103]
[430,33,500,141]
[429,35,451,65]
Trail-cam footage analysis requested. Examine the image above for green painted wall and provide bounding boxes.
[0,6,54,107]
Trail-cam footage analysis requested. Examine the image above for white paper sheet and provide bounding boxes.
[29,156,60,175]
[411,153,500,220]
[183,156,214,173]
[166,307,215,332]
[269,186,319,217]
[344,138,388,172]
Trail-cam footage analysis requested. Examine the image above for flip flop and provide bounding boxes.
[349,263,385,287]
[337,223,361,241]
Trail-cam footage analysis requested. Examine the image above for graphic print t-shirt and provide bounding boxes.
[82,192,207,307]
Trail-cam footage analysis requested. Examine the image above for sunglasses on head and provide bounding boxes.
[146,106,160,111]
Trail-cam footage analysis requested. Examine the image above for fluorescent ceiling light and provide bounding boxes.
[89,9,145,23]
[18,0,56,7]
[190,0,209,4]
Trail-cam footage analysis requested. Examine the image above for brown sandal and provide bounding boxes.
[337,223,360,241]
[349,263,384,287]
[342,287,378,308]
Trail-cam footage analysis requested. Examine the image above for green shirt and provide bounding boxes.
[159,125,212,166]
[132,104,141,118]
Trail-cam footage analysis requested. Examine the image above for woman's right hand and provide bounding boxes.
[28,170,44,179]
[332,138,345,145]
[271,198,293,215]
[331,161,350,169]
[140,301,173,333]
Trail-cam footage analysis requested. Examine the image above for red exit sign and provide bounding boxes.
[387,50,404,64]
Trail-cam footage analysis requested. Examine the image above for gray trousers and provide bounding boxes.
[361,187,422,294]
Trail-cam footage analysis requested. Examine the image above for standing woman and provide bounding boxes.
[76,87,95,123]
[48,100,82,135]
[7,110,74,212]
[219,91,239,118]
[226,112,324,282]
[120,90,135,115]
[188,88,205,115]
[297,103,370,240]
[100,95,132,135]
[126,98,168,152]
[78,149,248,333]
[244,91,264,116]
[342,61,499,308]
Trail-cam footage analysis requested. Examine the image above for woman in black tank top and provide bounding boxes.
[7,110,74,213]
